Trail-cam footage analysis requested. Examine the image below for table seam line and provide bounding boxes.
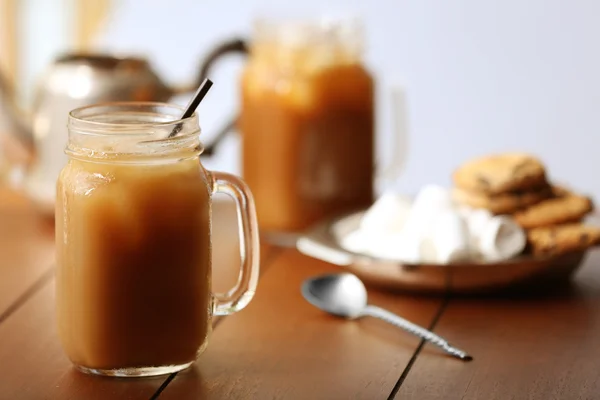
[386,267,455,399]
[0,265,54,326]
[386,297,450,400]
[148,245,285,400]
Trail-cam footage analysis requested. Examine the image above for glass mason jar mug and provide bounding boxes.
[55,103,260,377]
[241,18,375,236]
[199,17,377,240]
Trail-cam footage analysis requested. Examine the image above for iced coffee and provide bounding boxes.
[56,157,211,372]
[56,103,260,377]
[240,18,375,234]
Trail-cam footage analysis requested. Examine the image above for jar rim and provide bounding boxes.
[68,101,197,130]
[250,16,364,67]
[66,101,202,161]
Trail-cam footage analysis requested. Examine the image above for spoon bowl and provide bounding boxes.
[301,273,367,319]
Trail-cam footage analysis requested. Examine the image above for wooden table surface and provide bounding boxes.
[1,186,600,400]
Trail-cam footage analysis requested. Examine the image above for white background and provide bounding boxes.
[14,0,600,198]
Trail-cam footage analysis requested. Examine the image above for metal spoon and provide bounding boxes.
[301,272,472,361]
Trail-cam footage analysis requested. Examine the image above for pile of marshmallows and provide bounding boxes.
[340,185,526,264]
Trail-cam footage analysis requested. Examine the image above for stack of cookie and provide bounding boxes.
[452,152,600,257]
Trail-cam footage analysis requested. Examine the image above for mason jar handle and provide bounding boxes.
[376,85,409,190]
[211,171,260,316]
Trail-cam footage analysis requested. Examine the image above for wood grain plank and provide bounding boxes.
[158,249,443,400]
[0,282,162,400]
[0,188,54,316]
[397,250,600,400]
[0,198,274,400]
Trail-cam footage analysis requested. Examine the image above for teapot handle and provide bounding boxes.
[180,38,249,156]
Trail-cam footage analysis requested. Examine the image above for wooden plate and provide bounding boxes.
[296,211,588,295]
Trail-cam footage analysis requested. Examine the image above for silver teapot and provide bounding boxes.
[0,43,246,214]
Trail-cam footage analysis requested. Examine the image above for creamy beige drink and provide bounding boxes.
[56,158,211,371]
[56,103,260,377]
[240,18,375,234]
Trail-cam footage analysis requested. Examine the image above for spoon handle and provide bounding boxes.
[363,305,472,361]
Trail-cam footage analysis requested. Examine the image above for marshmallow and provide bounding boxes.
[430,210,472,263]
[340,228,421,264]
[343,192,416,262]
[359,191,412,235]
[342,229,422,264]
[419,237,439,264]
[339,184,526,265]
[370,232,422,263]
[478,216,526,262]
[463,208,494,238]
[461,207,494,252]
[400,184,455,241]
[339,229,370,254]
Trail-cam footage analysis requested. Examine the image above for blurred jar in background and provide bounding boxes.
[240,17,374,238]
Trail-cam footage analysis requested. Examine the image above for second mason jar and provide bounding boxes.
[240,18,375,236]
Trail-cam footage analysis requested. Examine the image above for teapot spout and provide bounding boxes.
[0,71,34,153]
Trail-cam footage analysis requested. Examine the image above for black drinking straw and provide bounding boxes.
[168,78,213,138]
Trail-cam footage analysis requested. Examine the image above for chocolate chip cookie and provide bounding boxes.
[513,194,594,229]
[527,223,600,256]
[453,185,552,214]
[453,153,548,195]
